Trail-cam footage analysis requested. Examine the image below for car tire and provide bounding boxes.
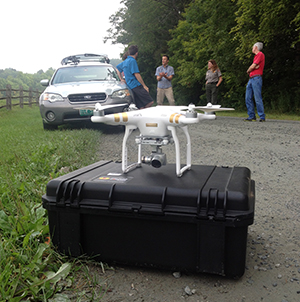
[43,122,58,131]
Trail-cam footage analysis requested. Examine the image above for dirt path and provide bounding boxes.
[87,117,300,302]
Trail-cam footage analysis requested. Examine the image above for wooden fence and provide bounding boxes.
[0,84,41,110]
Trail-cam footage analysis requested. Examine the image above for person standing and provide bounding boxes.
[244,42,266,122]
[155,55,175,106]
[205,59,222,105]
[116,45,154,109]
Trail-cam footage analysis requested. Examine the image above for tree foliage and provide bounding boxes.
[106,0,300,113]
[170,0,300,110]
[169,0,240,105]
[231,0,300,112]
[0,68,54,92]
[105,0,192,98]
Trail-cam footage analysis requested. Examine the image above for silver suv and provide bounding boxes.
[39,54,133,130]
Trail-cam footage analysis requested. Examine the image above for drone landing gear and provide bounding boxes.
[122,125,141,173]
[168,125,191,177]
[121,125,192,177]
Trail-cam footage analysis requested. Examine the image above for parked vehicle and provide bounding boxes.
[39,54,133,130]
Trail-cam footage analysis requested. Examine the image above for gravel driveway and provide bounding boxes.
[90,116,300,302]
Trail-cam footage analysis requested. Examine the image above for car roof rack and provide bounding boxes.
[61,53,110,65]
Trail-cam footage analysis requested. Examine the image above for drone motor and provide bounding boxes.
[185,110,198,118]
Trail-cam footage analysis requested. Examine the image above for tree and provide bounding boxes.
[169,0,300,112]
[0,68,54,92]
[105,0,300,112]
[232,0,300,112]
[105,0,193,98]
[169,0,241,106]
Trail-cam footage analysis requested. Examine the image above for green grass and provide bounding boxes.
[0,106,107,301]
[216,110,300,121]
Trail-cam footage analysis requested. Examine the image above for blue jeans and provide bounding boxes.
[245,76,265,119]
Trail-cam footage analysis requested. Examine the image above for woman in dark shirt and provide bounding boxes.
[205,59,223,105]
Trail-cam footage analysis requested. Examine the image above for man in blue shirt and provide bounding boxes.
[155,55,175,105]
[116,45,154,109]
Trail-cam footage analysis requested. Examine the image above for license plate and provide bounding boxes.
[79,109,94,116]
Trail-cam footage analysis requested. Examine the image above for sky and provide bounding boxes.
[1,0,125,74]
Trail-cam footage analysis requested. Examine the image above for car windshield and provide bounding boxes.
[52,66,120,84]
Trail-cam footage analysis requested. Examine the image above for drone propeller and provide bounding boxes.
[73,105,95,110]
[180,103,234,113]
[94,103,129,111]
[74,103,129,111]
[194,106,234,113]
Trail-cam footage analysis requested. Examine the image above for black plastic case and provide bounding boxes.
[42,160,255,278]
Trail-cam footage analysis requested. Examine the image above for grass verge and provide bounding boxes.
[0,106,107,301]
[216,110,300,121]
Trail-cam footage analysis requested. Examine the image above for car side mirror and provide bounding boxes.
[40,79,49,86]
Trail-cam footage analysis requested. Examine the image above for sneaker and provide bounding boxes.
[244,117,256,121]
[258,118,265,122]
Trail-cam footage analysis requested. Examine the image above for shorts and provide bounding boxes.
[132,85,154,109]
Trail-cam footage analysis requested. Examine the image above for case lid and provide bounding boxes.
[43,161,255,226]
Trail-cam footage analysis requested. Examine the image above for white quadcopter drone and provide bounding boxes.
[78,103,234,177]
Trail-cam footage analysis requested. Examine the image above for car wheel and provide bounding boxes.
[43,122,58,130]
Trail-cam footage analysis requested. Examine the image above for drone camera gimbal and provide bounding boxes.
[141,146,167,168]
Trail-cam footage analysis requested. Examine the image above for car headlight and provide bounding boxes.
[43,93,64,103]
[111,89,131,99]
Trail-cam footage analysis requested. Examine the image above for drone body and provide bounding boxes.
[80,103,234,177]
[92,105,211,135]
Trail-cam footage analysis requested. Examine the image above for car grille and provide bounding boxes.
[68,93,107,103]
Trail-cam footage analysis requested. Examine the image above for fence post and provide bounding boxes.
[29,87,33,107]
[35,89,40,105]
[6,84,12,110]
[19,85,24,108]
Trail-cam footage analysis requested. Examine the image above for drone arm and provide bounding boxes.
[91,115,115,125]
[175,115,199,125]
[91,112,130,126]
